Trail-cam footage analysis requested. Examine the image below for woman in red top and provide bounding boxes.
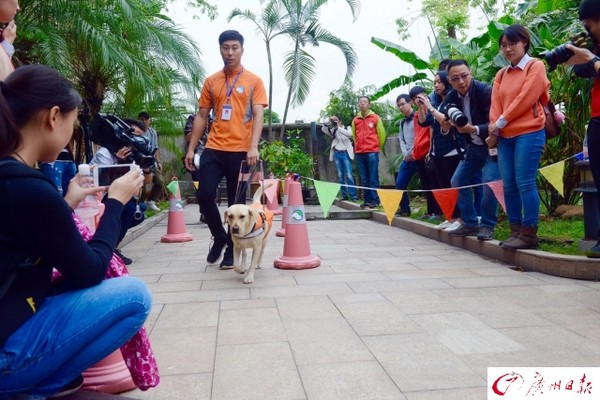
[488,24,550,249]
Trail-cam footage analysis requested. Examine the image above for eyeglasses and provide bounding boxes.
[500,41,520,50]
[449,73,470,83]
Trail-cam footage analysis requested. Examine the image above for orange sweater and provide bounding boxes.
[490,59,550,138]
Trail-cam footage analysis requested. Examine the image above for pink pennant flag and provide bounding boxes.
[486,180,506,213]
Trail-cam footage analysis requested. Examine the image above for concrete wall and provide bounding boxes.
[264,122,401,187]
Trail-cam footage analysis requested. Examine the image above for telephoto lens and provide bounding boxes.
[445,106,469,127]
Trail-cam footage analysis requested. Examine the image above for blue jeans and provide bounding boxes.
[395,159,417,213]
[451,143,500,228]
[0,277,151,398]
[588,119,600,238]
[497,129,545,227]
[333,150,357,200]
[355,152,380,205]
[39,161,77,197]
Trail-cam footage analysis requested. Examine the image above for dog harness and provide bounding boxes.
[239,210,269,239]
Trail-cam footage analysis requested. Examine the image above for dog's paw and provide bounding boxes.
[233,265,244,274]
[243,274,254,284]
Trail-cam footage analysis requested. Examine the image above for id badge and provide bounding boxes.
[222,104,232,121]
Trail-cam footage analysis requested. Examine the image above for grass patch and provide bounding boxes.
[407,195,588,257]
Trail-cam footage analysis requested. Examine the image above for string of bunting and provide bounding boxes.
[264,152,583,226]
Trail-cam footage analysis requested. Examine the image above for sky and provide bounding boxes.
[166,1,484,122]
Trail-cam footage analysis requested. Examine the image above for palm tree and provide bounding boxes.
[277,0,360,139]
[228,0,286,141]
[16,0,204,116]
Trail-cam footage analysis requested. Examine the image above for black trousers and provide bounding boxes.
[587,118,600,238]
[196,149,248,244]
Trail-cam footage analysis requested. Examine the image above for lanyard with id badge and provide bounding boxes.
[222,68,243,121]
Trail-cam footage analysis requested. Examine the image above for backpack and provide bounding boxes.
[499,62,561,140]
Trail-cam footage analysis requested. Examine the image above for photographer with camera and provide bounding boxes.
[321,115,358,201]
[0,17,16,80]
[90,119,148,265]
[0,64,150,399]
[412,72,465,229]
[444,59,501,241]
[488,25,550,250]
[565,0,600,258]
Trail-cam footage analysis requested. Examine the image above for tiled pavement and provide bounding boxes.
[108,204,600,400]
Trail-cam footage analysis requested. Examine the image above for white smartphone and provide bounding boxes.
[93,164,136,187]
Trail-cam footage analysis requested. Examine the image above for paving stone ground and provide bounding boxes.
[101,204,600,400]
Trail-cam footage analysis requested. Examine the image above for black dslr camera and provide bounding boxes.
[89,114,158,169]
[542,32,594,71]
[442,104,469,127]
[324,118,338,129]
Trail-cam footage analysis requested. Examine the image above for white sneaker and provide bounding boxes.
[147,200,160,212]
[444,220,462,232]
[436,220,452,230]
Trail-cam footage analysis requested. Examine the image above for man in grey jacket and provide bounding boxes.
[322,115,357,201]
[394,94,417,216]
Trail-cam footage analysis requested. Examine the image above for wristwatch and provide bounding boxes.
[428,107,435,113]
[588,56,600,72]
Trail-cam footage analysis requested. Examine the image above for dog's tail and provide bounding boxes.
[252,181,273,204]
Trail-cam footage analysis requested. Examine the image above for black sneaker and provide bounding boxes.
[477,226,494,241]
[115,249,132,265]
[587,241,600,258]
[449,224,479,237]
[51,374,84,398]
[219,246,234,270]
[207,236,227,264]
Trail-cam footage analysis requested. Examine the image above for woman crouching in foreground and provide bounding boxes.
[0,64,151,399]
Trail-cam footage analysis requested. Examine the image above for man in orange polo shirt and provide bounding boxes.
[185,30,268,269]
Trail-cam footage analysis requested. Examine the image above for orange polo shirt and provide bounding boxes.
[199,66,268,152]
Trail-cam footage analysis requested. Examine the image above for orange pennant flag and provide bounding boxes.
[377,189,404,225]
[431,188,458,221]
[486,180,506,213]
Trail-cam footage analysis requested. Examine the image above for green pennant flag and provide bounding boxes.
[313,180,340,218]
[166,180,179,197]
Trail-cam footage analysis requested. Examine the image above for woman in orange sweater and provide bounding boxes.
[488,24,550,249]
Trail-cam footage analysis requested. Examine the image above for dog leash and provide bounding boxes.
[234,160,264,204]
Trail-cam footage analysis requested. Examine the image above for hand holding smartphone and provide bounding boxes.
[93,164,136,187]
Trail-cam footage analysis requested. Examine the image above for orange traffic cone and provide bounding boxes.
[274,180,321,270]
[263,178,281,215]
[276,174,292,237]
[161,178,193,243]
[82,349,136,394]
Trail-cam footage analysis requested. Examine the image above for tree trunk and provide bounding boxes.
[266,42,276,142]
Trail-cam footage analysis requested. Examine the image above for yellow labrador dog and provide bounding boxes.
[223,184,273,284]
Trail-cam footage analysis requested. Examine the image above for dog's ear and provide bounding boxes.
[223,210,228,226]
[248,208,260,227]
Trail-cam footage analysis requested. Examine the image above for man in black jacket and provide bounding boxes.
[566,0,600,257]
[443,59,501,241]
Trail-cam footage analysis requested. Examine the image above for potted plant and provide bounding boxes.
[259,129,315,200]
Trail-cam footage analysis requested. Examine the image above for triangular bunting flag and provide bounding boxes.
[313,180,340,218]
[539,160,565,198]
[166,180,179,197]
[193,181,199,190]
[261,178,279,205]
[377,188,404,225]
[486,180,506,213]
[431,188,458,221]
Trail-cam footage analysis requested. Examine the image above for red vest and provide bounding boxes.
[353,113,380,153]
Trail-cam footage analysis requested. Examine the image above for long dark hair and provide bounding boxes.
[0,64,82,157]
